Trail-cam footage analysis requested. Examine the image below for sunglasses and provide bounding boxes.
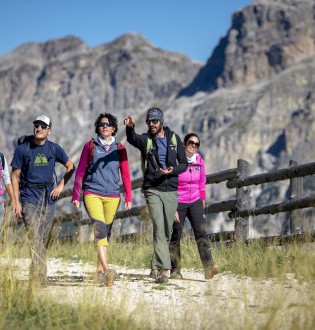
[187,140,200,147]
[34,124,50,130]
[146,119,159,125]
[98,122,113,127]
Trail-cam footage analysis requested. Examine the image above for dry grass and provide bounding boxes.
[48,235,315,281]
[1,218,315,329]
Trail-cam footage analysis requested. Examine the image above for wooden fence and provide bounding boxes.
[48,159,315,243]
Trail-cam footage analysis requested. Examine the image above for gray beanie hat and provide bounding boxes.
[146,107,164,124]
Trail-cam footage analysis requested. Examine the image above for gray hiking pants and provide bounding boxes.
[144,189,178,270]
[22,202,55,283]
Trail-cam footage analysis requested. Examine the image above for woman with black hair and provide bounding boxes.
[72,113,132,286]
[170,133,219,280]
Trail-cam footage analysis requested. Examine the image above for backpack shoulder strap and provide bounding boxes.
[170,133,177,149]
[87,138,95,167]
[141,136,153,174]
[117,143,125,163]
[170,133,179,165]
[16,139,31,178]
[23,140,31,164]
[0,152,4,170]
[47,141,58,185]
[17,135,32,164]
[48,140,57,159]
[146,136,153,154]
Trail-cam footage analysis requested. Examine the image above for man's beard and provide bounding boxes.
[150,124,163,136]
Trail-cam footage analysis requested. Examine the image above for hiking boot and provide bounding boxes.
[205,265,219,279]
[150,269,158,280]
[98,272,106,285]
[105,269,118,287]
[170,271,183,279]
[155,274,169,284]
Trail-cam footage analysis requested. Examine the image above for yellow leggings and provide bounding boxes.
[84,194,120,246]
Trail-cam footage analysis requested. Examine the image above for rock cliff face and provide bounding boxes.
[1,0,315,237]
[169,55,315,193]
[179,0,315,96]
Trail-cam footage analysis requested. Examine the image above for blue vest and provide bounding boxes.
[83,140,121,196]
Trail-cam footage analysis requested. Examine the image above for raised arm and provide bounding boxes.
[124,115,145,150]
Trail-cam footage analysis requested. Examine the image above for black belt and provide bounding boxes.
[20,182,54,189]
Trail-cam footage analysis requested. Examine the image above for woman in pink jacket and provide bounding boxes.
[169,133,219,280]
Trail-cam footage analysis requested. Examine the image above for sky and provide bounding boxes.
[0,0,252,62]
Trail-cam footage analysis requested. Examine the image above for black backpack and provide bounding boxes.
[17,135,58,185]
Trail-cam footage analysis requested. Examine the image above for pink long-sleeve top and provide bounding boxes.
[177,153,206,204]
[72,140,132,203]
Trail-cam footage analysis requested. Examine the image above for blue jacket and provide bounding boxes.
[83,139,121,196]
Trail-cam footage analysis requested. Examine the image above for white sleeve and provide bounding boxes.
[2,156,11,185]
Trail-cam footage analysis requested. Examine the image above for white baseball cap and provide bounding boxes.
[33,114,51,127]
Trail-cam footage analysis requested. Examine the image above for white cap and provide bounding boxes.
[33,114,51,127]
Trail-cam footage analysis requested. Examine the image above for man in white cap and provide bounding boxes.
[11,114,75,286]
[124,107,188,283]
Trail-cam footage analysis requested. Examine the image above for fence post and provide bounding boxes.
[234,159,251,241]
[289,160,303,235]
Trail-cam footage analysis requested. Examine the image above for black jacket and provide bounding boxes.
[126,126,188,191]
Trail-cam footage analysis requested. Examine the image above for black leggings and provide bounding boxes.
[170,199,214,272]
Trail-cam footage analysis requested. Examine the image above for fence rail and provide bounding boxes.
[206,168,238,184]
[205,200,237,214]
[226,162,315,188]
[229,195,315,218]
[12,159,315,244]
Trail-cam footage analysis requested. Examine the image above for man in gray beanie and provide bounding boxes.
[146,107,164,124]
[125,107,187,283]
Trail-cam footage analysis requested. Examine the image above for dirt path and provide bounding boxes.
[8,257,315,329]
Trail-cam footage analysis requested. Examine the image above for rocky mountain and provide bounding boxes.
[1,0,314,238]
[0,33,201,158]
[179,0,315,96]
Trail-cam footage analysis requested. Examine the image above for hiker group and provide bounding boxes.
[0,108,218,287]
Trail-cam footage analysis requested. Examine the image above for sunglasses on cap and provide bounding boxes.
[187,140,200,147]
[146,119,159,125]
[98,122,113,127]
[34,124,50,130]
